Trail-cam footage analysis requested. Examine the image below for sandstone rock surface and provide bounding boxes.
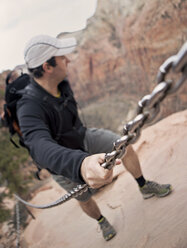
[22,110,187,248]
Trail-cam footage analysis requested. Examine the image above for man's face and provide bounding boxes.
[52,56,70,81]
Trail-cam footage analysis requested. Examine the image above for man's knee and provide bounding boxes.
[78,197,93,206]
[124,145,135,158]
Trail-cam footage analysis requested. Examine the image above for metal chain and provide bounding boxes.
[15,200,20,248]
[102,41,187,169]
[14,184,88,209]
[14,41,187,209]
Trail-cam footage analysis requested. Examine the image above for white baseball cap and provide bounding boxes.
[24,34,77,69]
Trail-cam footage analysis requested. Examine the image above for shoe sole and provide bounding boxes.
[143,193,155,199]
[104,232,116,241]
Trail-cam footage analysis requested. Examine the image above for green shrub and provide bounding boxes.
[0,129,30,223]
[0,207,11,223]
[0,88,4,98]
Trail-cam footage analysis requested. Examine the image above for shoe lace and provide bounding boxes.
[148,181,163,190]
[100,219,109,231]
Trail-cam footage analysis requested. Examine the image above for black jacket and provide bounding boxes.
[17,78,88,184]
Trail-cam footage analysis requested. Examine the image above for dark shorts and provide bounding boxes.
[52,128,120,202]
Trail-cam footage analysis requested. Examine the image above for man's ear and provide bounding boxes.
[42,62,53,73]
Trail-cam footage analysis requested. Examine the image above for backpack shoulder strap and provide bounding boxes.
[24,83,51,103]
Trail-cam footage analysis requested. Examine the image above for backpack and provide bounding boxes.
[3,73,31,148]
[2,73,44,179]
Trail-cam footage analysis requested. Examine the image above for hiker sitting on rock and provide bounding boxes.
[16,34,172,241]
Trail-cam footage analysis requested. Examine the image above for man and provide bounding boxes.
[17,35,172,241]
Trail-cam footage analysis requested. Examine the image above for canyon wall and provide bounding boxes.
[0,0,186,122]
[60,0,187,119]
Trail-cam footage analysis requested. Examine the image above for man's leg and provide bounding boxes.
[122,145,142,178]
[122,145,172,198]
[52,174,116,241]
[84,128,172,198]
[78,197,101,219]
[78,197,116,241]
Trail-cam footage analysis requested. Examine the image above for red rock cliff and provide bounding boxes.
[60,0,187,118]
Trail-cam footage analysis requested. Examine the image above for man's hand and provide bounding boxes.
[81,153,120,189]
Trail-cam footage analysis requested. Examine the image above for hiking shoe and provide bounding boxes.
[140,180,172,199]
[98,217,116,241]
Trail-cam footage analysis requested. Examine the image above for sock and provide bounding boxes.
[97,215,105,223]
[136,175,146,188]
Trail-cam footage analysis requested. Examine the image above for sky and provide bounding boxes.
[0,0,98,72]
